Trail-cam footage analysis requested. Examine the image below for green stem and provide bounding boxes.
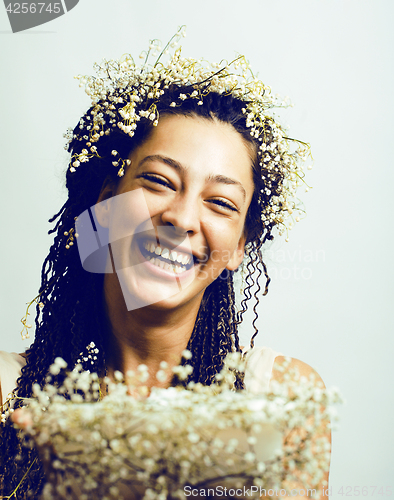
[2,458,37,499]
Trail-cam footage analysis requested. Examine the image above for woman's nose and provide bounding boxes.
[160,194,201,234]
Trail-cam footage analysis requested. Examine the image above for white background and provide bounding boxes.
[1,0,393,494]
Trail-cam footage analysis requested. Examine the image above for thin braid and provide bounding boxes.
[226,271,238,349]
[0,202,109,497]
[177,272,243,388]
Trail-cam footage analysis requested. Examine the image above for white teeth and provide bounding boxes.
[164,262,173,272]
[143,240,192,268]
[147,255,187,274]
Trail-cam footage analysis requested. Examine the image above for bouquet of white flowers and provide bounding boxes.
[14,349,341,500]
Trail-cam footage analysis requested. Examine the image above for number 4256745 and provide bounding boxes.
[5,3,62,14]
[337,486,392,496]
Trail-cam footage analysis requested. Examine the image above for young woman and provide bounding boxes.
[0,33,329,498]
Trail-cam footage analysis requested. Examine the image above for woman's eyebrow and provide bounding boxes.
[138,154,184,172]
[138,154,246,200]
[206,174,246,201]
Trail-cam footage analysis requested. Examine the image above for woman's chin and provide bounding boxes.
[116,262,198,312]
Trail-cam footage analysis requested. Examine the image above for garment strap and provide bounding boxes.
[243,346,283,393]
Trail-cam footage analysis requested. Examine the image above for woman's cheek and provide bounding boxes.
[210,249,221,263]
[199,251,209,263]
[198,269,209,280]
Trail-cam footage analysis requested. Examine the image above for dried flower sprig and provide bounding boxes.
[20,295,44,341]
[15,351,341,500]
[65,26,312,235]
[0,458,38,499]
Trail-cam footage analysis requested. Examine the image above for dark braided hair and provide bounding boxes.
[0,86,284,498]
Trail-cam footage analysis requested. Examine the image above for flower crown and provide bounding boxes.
[64,27,312,237]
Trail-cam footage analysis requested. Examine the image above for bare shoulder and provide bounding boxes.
[271,356,331,499]
[272,355,326,388]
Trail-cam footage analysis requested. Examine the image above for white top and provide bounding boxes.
[0,351,26,405]
[243,346,283,393]
[0,346,283,405]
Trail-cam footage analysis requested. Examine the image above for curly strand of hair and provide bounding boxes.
[236,242,258,330]
[250,241,264,349]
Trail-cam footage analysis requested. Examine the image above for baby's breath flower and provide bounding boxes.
[65,26,311,235]
[20,350,341,498]
[156,370,167,383]
[181,349,192,360]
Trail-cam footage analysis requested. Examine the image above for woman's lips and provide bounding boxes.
[135,236,200,280]
[140,239,194,269]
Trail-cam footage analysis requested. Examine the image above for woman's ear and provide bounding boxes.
[226,233,246,271]
[94,178,116,229]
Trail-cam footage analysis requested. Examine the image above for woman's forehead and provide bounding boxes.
[130,115,254,183]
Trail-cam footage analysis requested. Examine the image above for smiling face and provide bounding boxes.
[97,114,255,312]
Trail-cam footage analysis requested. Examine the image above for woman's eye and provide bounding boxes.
[141,173,173,189]
[210,199,239,212]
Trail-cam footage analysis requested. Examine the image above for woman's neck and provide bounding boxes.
[103,280,202,388]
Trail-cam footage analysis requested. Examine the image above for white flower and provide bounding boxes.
[23,348,339,496]
[67,27,312,240]
[244,452,255,462]
[181,349,192,360]
[188,433,200,443]
[156,370,167,383]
